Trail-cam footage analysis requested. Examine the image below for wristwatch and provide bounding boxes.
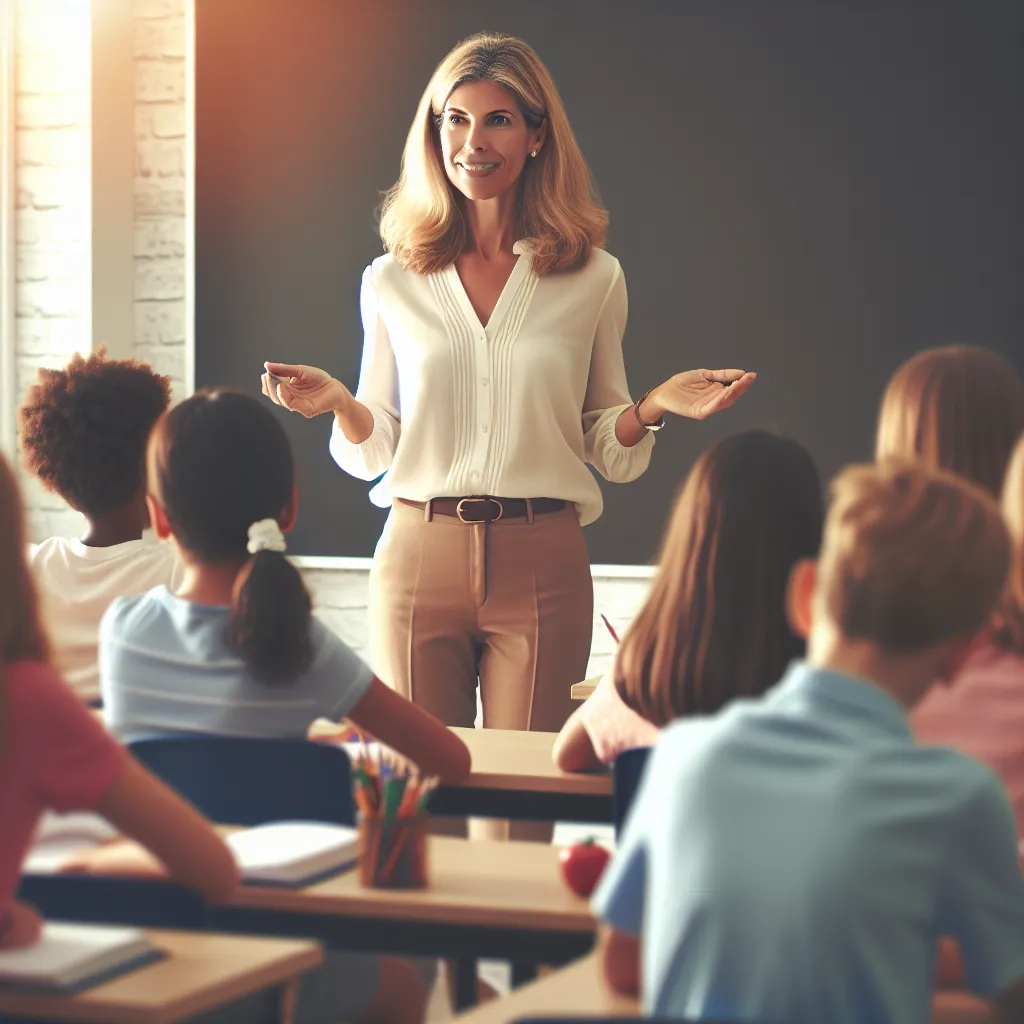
[634,388,665,431]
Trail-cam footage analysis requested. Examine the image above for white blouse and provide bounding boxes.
[329,242,654,526]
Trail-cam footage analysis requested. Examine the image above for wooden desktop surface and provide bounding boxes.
[229,835,596,934]
[453,956,993,1024]
[454,954,638,1022]
[0,930,321,1024]
[448,727,609,796]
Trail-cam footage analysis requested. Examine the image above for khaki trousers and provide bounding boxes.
[368,500,593,735]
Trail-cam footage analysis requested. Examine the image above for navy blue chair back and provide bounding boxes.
[516,1019,748,1023]
[612,746,652,838]
[129,736,354,826]
[16,875,207,929]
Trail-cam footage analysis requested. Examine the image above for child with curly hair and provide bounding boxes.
[19,350,180,702]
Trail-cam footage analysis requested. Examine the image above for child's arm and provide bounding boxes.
[553,707,603,773]
[598,924,641,997]
[346,677,471,784]
[88,757,239,902]
[0,901,44,950]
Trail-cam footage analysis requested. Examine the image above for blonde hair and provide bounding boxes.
[0,452,51,765]
[379,32,608,276]
[816,460,1010,654]
[875,345,1024,496]
[616,431,823,727]
[995,435,1024,652]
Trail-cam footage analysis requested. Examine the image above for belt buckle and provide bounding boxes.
[456,496,504,524]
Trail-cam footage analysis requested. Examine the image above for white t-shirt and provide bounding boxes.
[29,535,181,703]
[329,244,655,526]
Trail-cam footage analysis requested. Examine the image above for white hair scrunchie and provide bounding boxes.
[247,518,287,555]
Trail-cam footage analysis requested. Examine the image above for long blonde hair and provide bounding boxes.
[995,436,1024,653]
[379,32,608,277]
[616,431,823,727]
[0,452,50,764]
[876,345,1024,497]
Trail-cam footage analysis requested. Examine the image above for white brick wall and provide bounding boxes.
[133,0,186,400]
[12,0,652,666]
[14,0,91,540]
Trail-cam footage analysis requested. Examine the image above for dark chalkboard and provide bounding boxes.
[195,0,1024,564]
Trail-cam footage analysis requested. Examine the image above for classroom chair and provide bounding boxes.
[15,875,207,929]
[128,736,355,826]
[612,746,651,838]
[514,1018,746,1023]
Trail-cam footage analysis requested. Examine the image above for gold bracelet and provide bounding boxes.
[634,388,665,431]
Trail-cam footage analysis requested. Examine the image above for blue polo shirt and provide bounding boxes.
[593,661,1024,1023]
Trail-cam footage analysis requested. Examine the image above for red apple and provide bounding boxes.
[559,839,610,898]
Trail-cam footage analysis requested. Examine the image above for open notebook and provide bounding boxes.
[227,821,358,887]
[23,817,358,888]
[0,922,162,994]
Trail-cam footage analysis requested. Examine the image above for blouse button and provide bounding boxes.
[481,378,489,387]
[481,424,489,433]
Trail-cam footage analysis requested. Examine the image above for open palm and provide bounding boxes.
[657,369,756,421]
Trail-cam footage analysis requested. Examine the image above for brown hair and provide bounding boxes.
[995,435,1024,653]
[817,460,1010,653]
[379,32,608,276]
[148,391,313,685]
[875,345,1024,497]
[616,431,824,727]
[19,348,171,518]
[0,453,51,765]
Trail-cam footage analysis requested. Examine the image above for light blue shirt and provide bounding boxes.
[593,661,1024,1023]
[99,586,374,744]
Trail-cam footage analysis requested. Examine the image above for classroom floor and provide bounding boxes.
[425,820,615,1021]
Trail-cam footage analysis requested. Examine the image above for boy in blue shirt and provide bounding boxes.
[594,460,1024,1024]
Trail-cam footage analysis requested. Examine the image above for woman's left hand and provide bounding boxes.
[646,368,756,422]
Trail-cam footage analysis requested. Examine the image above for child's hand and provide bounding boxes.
[0,900,44,950]
[59,839,168,879]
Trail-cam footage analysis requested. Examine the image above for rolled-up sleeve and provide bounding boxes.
[329,264,402,481]
[582,264,654,483]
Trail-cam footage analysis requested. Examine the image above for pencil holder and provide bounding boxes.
[358,815,429,889]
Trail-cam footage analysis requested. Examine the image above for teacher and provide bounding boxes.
[263,32,754,740]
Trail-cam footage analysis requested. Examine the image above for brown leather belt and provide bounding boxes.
[399,496,566,524]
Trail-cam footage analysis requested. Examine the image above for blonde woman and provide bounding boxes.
[263,33,754,739]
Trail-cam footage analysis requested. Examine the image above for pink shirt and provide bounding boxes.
[0,660,125,915]
[579,672,660,765]
[912,644,1024,834]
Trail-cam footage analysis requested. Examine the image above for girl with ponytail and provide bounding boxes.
[99,390,467,1023]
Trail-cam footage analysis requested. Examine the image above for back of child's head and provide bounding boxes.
[875,345,1024,496]
[816,460,1010,655]
[147,390,313,685]
[995,435,1024,654]
[18,348,171,520]
[0,452,50,762]
[617,430,824,726]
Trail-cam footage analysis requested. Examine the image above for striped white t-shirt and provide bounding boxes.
[99,586,373,744]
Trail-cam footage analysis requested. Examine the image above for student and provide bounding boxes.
[875,344,1024,496]
[912,434,1024,833]
[0,450,238,950]
[553,431,823,772]
[593,460,1024,1024]
[19,350,181,702]
[99,389,470,1024]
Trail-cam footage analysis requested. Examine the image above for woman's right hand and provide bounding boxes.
[262,362,352,419]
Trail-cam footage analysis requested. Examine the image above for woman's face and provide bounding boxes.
[438,80,544,203]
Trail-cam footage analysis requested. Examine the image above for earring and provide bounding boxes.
[531,150,538,158]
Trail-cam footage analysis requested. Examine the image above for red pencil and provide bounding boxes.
[600,613,620,645]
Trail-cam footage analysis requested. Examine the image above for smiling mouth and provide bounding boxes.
[456,161,501,175]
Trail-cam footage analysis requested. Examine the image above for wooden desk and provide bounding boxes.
[212,835,597,1012]
[455,955,637,1022]
[0,930,321,1024]
[570,677,599,701]
[429,728,612,823]
[453,956,993,1024]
